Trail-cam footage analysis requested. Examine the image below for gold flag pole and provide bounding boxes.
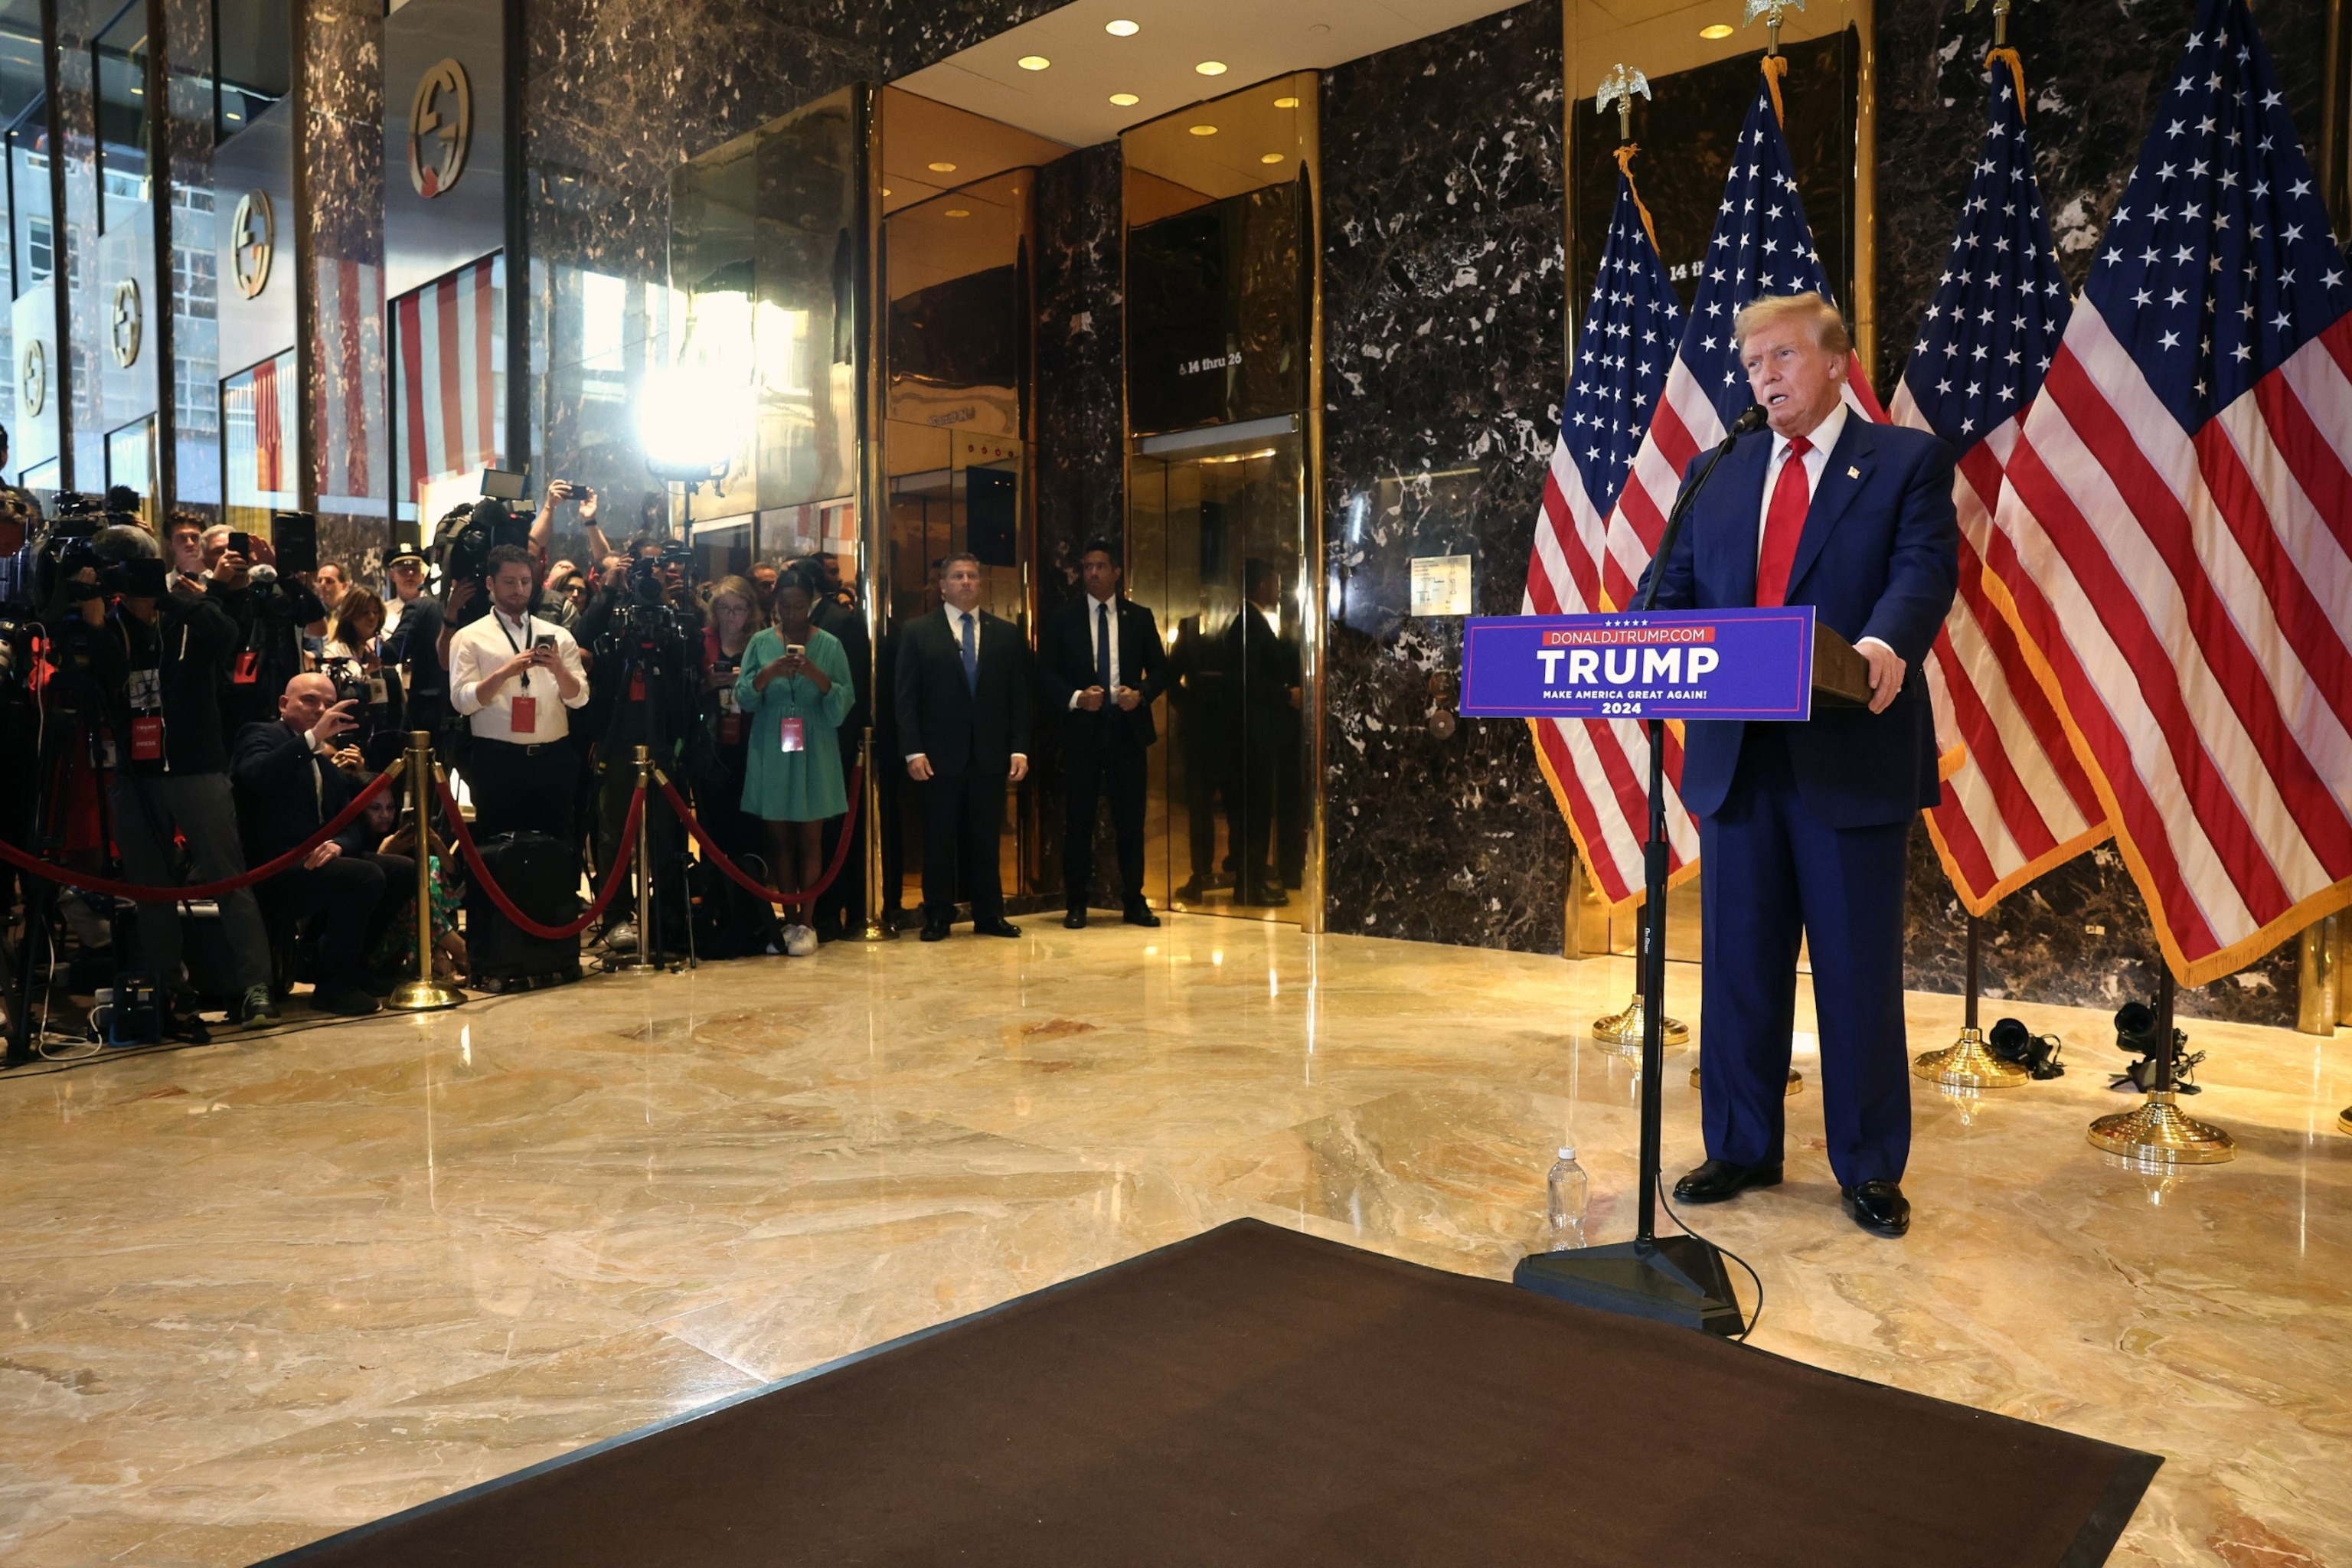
[1584,63,1687,1058]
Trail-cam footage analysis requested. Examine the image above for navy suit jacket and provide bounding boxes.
[1639,415,1959,828]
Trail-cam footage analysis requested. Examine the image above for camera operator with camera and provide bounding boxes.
[573,534,704,956]
[82,543,278,1035]
[319,586,405,769]
[448,545,588,841]
[201,521,328,737]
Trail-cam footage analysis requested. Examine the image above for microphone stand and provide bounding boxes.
[1514,407,1765,1338]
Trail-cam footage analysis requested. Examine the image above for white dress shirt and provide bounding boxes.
[1069,593,1122,708]
[449,604,589,742]
[1756,401,1893,661]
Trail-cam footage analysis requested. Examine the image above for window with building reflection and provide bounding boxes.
[214,0,289,141]
[93,0,149,233]
[221,348,296,530]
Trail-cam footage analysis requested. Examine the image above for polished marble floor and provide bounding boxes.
[0,920,2346,1566]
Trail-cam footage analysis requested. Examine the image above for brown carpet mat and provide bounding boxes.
[263,1219,2158,1566]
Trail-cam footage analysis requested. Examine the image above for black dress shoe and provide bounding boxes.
[1063,911,1089,929]
[974,918,1022,939]
[1175,878,1204,901]
[1671,1158,1784,1204]
[1840,1180,1911,1238]
[1123,906,1161,928]
[920,921,952,942]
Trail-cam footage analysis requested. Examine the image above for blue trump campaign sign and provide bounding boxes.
[1459,608,1818,722]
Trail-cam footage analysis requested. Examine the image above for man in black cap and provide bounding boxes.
[383,546,449,750]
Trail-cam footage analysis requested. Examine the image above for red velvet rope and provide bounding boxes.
[0,764,404,902]
[656,766,863,906]
[436,775,643,941]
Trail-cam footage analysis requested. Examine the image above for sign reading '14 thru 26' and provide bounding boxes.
[1457,608,1818,722]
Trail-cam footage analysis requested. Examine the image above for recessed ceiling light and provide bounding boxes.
[928,161,957,172]
[1105,18,1138,36]
[1018,54,1050,70]
[1195,60,1227,76]
[1273,96,1300,109]
[882,187,892,196]
[1700,23,1734,38]
[1109,92,1140,106]
[1189,124,1217,136]
[1261,153,1285,164]
[945,208,971,218]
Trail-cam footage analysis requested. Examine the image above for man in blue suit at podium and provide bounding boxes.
[1641,292,1958,1238]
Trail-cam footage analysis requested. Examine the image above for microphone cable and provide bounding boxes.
[1655,1171,1767,1343]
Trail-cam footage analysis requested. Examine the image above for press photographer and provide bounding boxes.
[230,673,414,1017]
[575,535,703,955]
[83,544,276,1037]
[201,519,328,736]
[318,586,406,767]
[448,544,588,841]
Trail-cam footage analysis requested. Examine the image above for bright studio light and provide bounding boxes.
[639,332,749,481]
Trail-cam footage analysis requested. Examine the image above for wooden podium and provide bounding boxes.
[1811,622,1874,708]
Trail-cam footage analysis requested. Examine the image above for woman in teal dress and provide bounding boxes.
[736,570,855,953]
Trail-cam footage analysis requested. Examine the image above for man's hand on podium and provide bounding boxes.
[1860,640,1906,715]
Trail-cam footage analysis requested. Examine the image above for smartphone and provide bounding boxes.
[534,634,556,652]
[784,643,806,660]
[226,531,253,559]
[271,511,318,577]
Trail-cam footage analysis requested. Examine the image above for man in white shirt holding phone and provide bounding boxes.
[448,544,589,840]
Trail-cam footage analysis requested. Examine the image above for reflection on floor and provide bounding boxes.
[0,922,2346,1566]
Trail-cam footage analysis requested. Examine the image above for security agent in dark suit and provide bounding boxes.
[1639,291,1958,1239]
[1227,559,1304,907]
[894,552,1033,941]
[1040,537,1167,929]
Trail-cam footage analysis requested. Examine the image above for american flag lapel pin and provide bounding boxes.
[1846,465,1860,479]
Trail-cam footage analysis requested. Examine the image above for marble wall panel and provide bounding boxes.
[1873,0,2334,1027]
[296,0,387,563]
[162,0,217,516]
[1030,139,1125,904]
[1318,0,1570,953]
[51,0,101,492]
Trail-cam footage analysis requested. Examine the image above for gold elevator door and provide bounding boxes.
[1128,426,1308,924]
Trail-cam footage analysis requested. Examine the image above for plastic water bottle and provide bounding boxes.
[1546,1146,1589,1251]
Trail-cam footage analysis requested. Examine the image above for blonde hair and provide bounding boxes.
[1732,291,1852,358]
[708,574,767,632]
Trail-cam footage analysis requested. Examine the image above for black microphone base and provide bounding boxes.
[1514,1235,1746,1338]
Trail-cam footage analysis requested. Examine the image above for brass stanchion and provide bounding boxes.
[859,727,893,942]
[1592,915,1687,1049]
[388,730,463,1011]
[1913,913,2030,1088]
[608,743,658,971]
[2089,969,2234,1165]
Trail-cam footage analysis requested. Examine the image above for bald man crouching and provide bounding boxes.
[229,674,416,1016]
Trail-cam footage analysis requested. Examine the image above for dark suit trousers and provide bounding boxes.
[1697,726,1913,1187]
[467,737,577,844]
[922,769,1008,923]
[264,853,415,985]
[1062,715,1147,912]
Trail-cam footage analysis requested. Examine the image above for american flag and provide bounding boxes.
[1603,64,1883,621]
[394,253,505,498]
[1988,0,2352,985]
[1525,161,1692,904]
[1890,51,2108,916]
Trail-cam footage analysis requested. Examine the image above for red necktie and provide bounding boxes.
[1754,435,1813,608]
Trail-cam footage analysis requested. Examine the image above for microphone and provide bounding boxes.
[1728,403,1769,437]
[249,563,279,588]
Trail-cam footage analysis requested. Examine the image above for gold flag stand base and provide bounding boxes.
[2335,1105,2351,1138]
[388,978,466,1012]
[2087,1091,2236,1165]
[1687,1064,1803,1096]
[1911,1025,2031,1089]
[1593,994,1687,1050]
